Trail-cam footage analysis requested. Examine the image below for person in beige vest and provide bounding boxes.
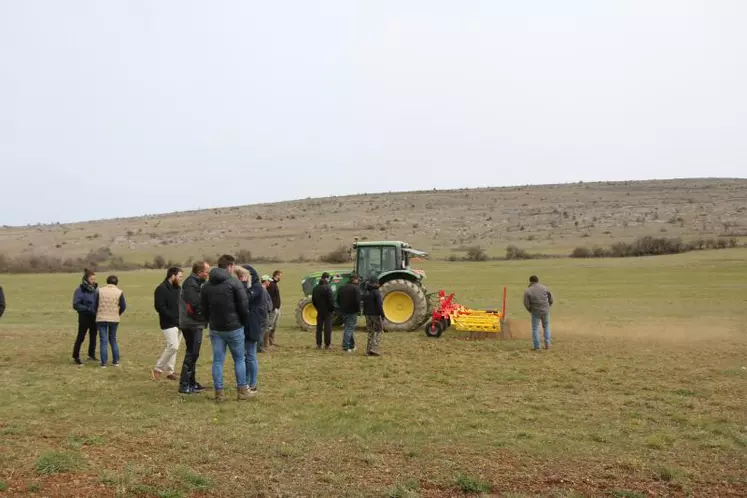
[95,275,127,368]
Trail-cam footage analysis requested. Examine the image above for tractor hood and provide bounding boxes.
[301,270,353,297]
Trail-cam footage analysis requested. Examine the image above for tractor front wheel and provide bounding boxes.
[380,279,429,332]
[295,298,317,331]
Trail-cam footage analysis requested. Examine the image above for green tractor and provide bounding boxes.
[295,241,430,332]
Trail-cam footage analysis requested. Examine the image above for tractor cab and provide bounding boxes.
[354,241,427,281]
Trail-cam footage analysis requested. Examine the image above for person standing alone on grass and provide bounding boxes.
[523,275,553,351]
[338,273,361,353]
[266,270,282,346]
[72,268,98,366]
[152,267,183,381]
[260,275,274,351]
[362,276,384,356]
[95,275,127,368]
[201,254,250,402]
[312,272,335,350]
[177,261,210,394]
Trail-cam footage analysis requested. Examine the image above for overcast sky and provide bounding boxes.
[1,1,745,226]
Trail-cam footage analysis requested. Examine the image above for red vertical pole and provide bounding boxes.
[502,286,507,319]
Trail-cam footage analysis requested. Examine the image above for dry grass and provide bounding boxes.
[1,179,746,264]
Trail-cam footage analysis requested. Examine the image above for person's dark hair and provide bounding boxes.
[192,261,207,274]
[83,268,95,281]
[529,275,539,283]
[107,275,119,285]
[166,267,182,280]
[272,270,282,278]
[217,254,236,269]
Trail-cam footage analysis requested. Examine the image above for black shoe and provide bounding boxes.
[74,358,84,366]
[87,356,98,362]
[316,345,322,350]
[179,387,200,394]
[191,384,205,393]
[367,351,380,357]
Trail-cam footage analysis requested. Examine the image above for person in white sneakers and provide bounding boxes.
[152,267,183,380]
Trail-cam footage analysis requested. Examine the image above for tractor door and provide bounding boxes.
[356,245,399,280]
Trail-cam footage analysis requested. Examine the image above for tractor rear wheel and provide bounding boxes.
[295,298,316,331]
[380,279,428,332]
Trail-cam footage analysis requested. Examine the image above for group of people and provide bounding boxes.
[311,271,384,356]
[149,257,283,398]
[71,269,127,367]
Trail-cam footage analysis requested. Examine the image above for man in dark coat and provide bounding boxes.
[72,268,98,366]
[362,276,385,356]
[337,273,361,352]
[0,284,5,319]
[312,272,335,350]
[152,267,183,380]
[201,254,251,402]
[178,261,210,394]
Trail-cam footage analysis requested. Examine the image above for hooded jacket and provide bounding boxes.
[337,282,362,315]
[241,265,266,342]
[362,282,384,317]
[200,268,249,332]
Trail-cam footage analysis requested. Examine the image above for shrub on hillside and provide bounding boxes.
[505,245,531,260]
[465,246,488,262]
[320,245,352,264]
[569,235,739,259]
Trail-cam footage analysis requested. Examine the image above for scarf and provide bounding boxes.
[81,279,97,293]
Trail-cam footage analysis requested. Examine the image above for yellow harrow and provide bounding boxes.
[424,287,512,340]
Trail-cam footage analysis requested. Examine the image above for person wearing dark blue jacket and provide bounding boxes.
[72,269,98,366]
[237,264,265,393]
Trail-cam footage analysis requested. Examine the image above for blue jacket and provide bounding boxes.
[72,282,98,316]
[242,265,267,342]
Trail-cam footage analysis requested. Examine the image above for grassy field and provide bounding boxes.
[0,249,746,497]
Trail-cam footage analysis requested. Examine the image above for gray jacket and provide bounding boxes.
[524,283,553,314]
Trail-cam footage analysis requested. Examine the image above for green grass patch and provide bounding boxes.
[455,474,491,494]
[34,450,83,475]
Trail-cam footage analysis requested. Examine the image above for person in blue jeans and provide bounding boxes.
[235,264,264,394]
[200,255,250,402]
[94,275,127,367]
[337,273,361,353]
[523,275,553,351]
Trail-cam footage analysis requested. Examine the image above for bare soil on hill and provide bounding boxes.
[1,178,745,263]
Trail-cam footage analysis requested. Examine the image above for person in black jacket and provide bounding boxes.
[152,267,183,380]
[0,284,5,319]
[236,265,264,394]
[312,272,335,350]
[200,254,251,402]
[71,268,98,366]
[177,261,210,394]
[266,270,282,346]
[362,276,385,356]
[337,273,361,352]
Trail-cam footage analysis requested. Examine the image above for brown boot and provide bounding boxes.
[237,386,254,401]
[214,389,226,403]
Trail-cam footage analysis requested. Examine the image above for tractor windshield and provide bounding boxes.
[357,245,399,279]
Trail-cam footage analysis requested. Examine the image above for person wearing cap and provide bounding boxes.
[311,272,335,349]
[337,272,361,353]
[260,275,274,351]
